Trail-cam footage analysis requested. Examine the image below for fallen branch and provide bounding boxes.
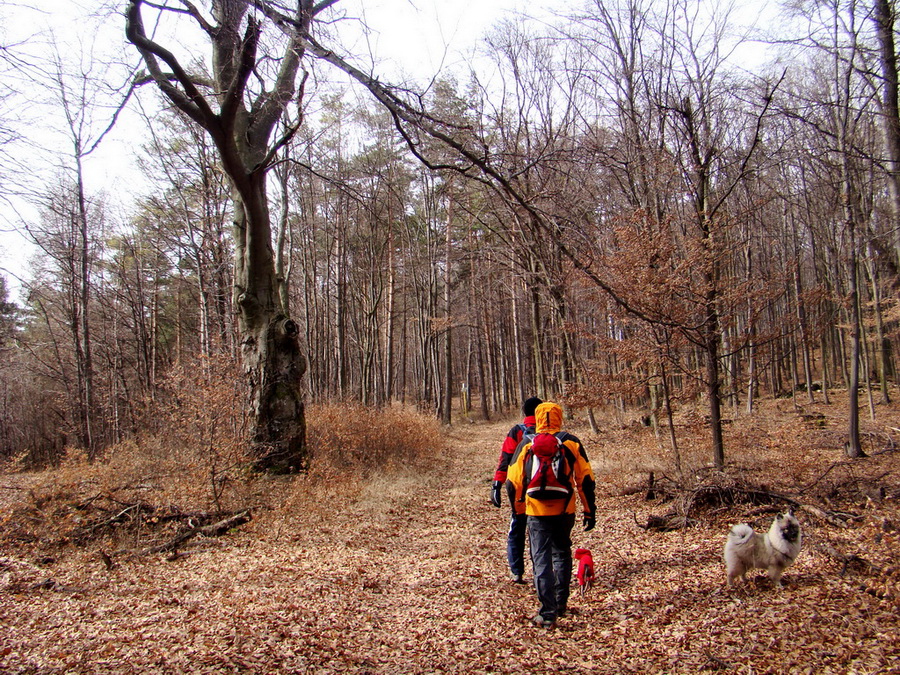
[798,504,862,528]
[685,485,799,510]
[620,472,658,500]
[71,502,156,542]
[798,461,851,494]
[634,511,697,532]
[139,509,252,555]
[811,540,880,576]
[638,477,860,534]
[93,503,149,529]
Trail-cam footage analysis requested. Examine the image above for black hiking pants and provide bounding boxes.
[527,513,575,621]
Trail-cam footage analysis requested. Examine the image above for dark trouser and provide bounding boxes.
[507,512,528,577]
[527,513,575,621]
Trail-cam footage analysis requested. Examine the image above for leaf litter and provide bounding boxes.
[1,399,899,674]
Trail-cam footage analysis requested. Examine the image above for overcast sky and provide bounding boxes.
[0,0,537,297]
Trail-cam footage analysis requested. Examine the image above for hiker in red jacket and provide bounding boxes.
[490,396,542,583]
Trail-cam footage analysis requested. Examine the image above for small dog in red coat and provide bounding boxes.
[574,548,595,596]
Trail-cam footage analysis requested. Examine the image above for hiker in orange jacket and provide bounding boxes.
[506,401,596,628]
[491,397,541,583]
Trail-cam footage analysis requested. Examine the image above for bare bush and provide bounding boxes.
[306,402,443,478]
[0,396,446,554]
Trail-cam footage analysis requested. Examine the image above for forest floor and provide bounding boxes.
[1,393,900,674]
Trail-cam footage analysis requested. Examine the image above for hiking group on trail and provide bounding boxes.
[491,399,597,629]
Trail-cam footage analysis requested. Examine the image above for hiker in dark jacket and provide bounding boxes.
[490,396,542,584]
[507,401,597,628]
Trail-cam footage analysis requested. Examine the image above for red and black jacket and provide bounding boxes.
[493,415,536,483]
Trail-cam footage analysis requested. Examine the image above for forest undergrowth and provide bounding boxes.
[1,393,899,674]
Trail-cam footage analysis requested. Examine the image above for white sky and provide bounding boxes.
[0,0,534,298]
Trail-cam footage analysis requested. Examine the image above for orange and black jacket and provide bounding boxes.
[492,415,536,484]
[506,402,597,519]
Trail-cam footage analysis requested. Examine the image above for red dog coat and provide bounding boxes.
[574,548,595,595]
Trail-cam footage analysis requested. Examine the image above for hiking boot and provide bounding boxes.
[531,613,556,629]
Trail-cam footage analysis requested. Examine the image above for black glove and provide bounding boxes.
[583,514,596,532]
[490,481,503,508]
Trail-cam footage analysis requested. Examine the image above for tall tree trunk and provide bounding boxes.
[274,157,292,315]
[846,240,865,457]
[336,233,348,399]
[820,333,832,404]
[529,281,546,399]
[791,212,816,404]
[549,283,573,401]
[385,207,396,402]
[704,302,725,468]
[859,286,876,421]
[442,195,453,425]
[679,95,726,468]
[233,176,307,471]
[840,154,864,456]
[745,237,757,414]
[512,280,526,405]
[865,242,892,403]
[835,7,865,459]
[660,361,682,477]
[74,157,96,459]
[874,0,900,292]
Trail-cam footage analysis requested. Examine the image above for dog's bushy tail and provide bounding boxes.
[727,523,754,545]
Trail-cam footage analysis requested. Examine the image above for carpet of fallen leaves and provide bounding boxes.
[2,396,900,674]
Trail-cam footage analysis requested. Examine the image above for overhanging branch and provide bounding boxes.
[125,0,221,136]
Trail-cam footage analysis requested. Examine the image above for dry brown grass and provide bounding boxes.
[0,401,446,556]
[0,437,257,554]
[306,401,443,477]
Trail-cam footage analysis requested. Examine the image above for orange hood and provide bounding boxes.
[534,402,563,434]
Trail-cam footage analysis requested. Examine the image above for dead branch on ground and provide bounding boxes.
[138,509,252,556]
[811,539,880,576]
[635,475,862,532]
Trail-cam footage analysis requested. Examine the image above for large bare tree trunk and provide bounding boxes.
[233,176,307,469]
[127,0,309,471]
[874,0,900,292]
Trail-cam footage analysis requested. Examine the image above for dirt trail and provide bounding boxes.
[2,418,899,674]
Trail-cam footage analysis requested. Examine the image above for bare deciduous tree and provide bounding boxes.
[125,0,321,471]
